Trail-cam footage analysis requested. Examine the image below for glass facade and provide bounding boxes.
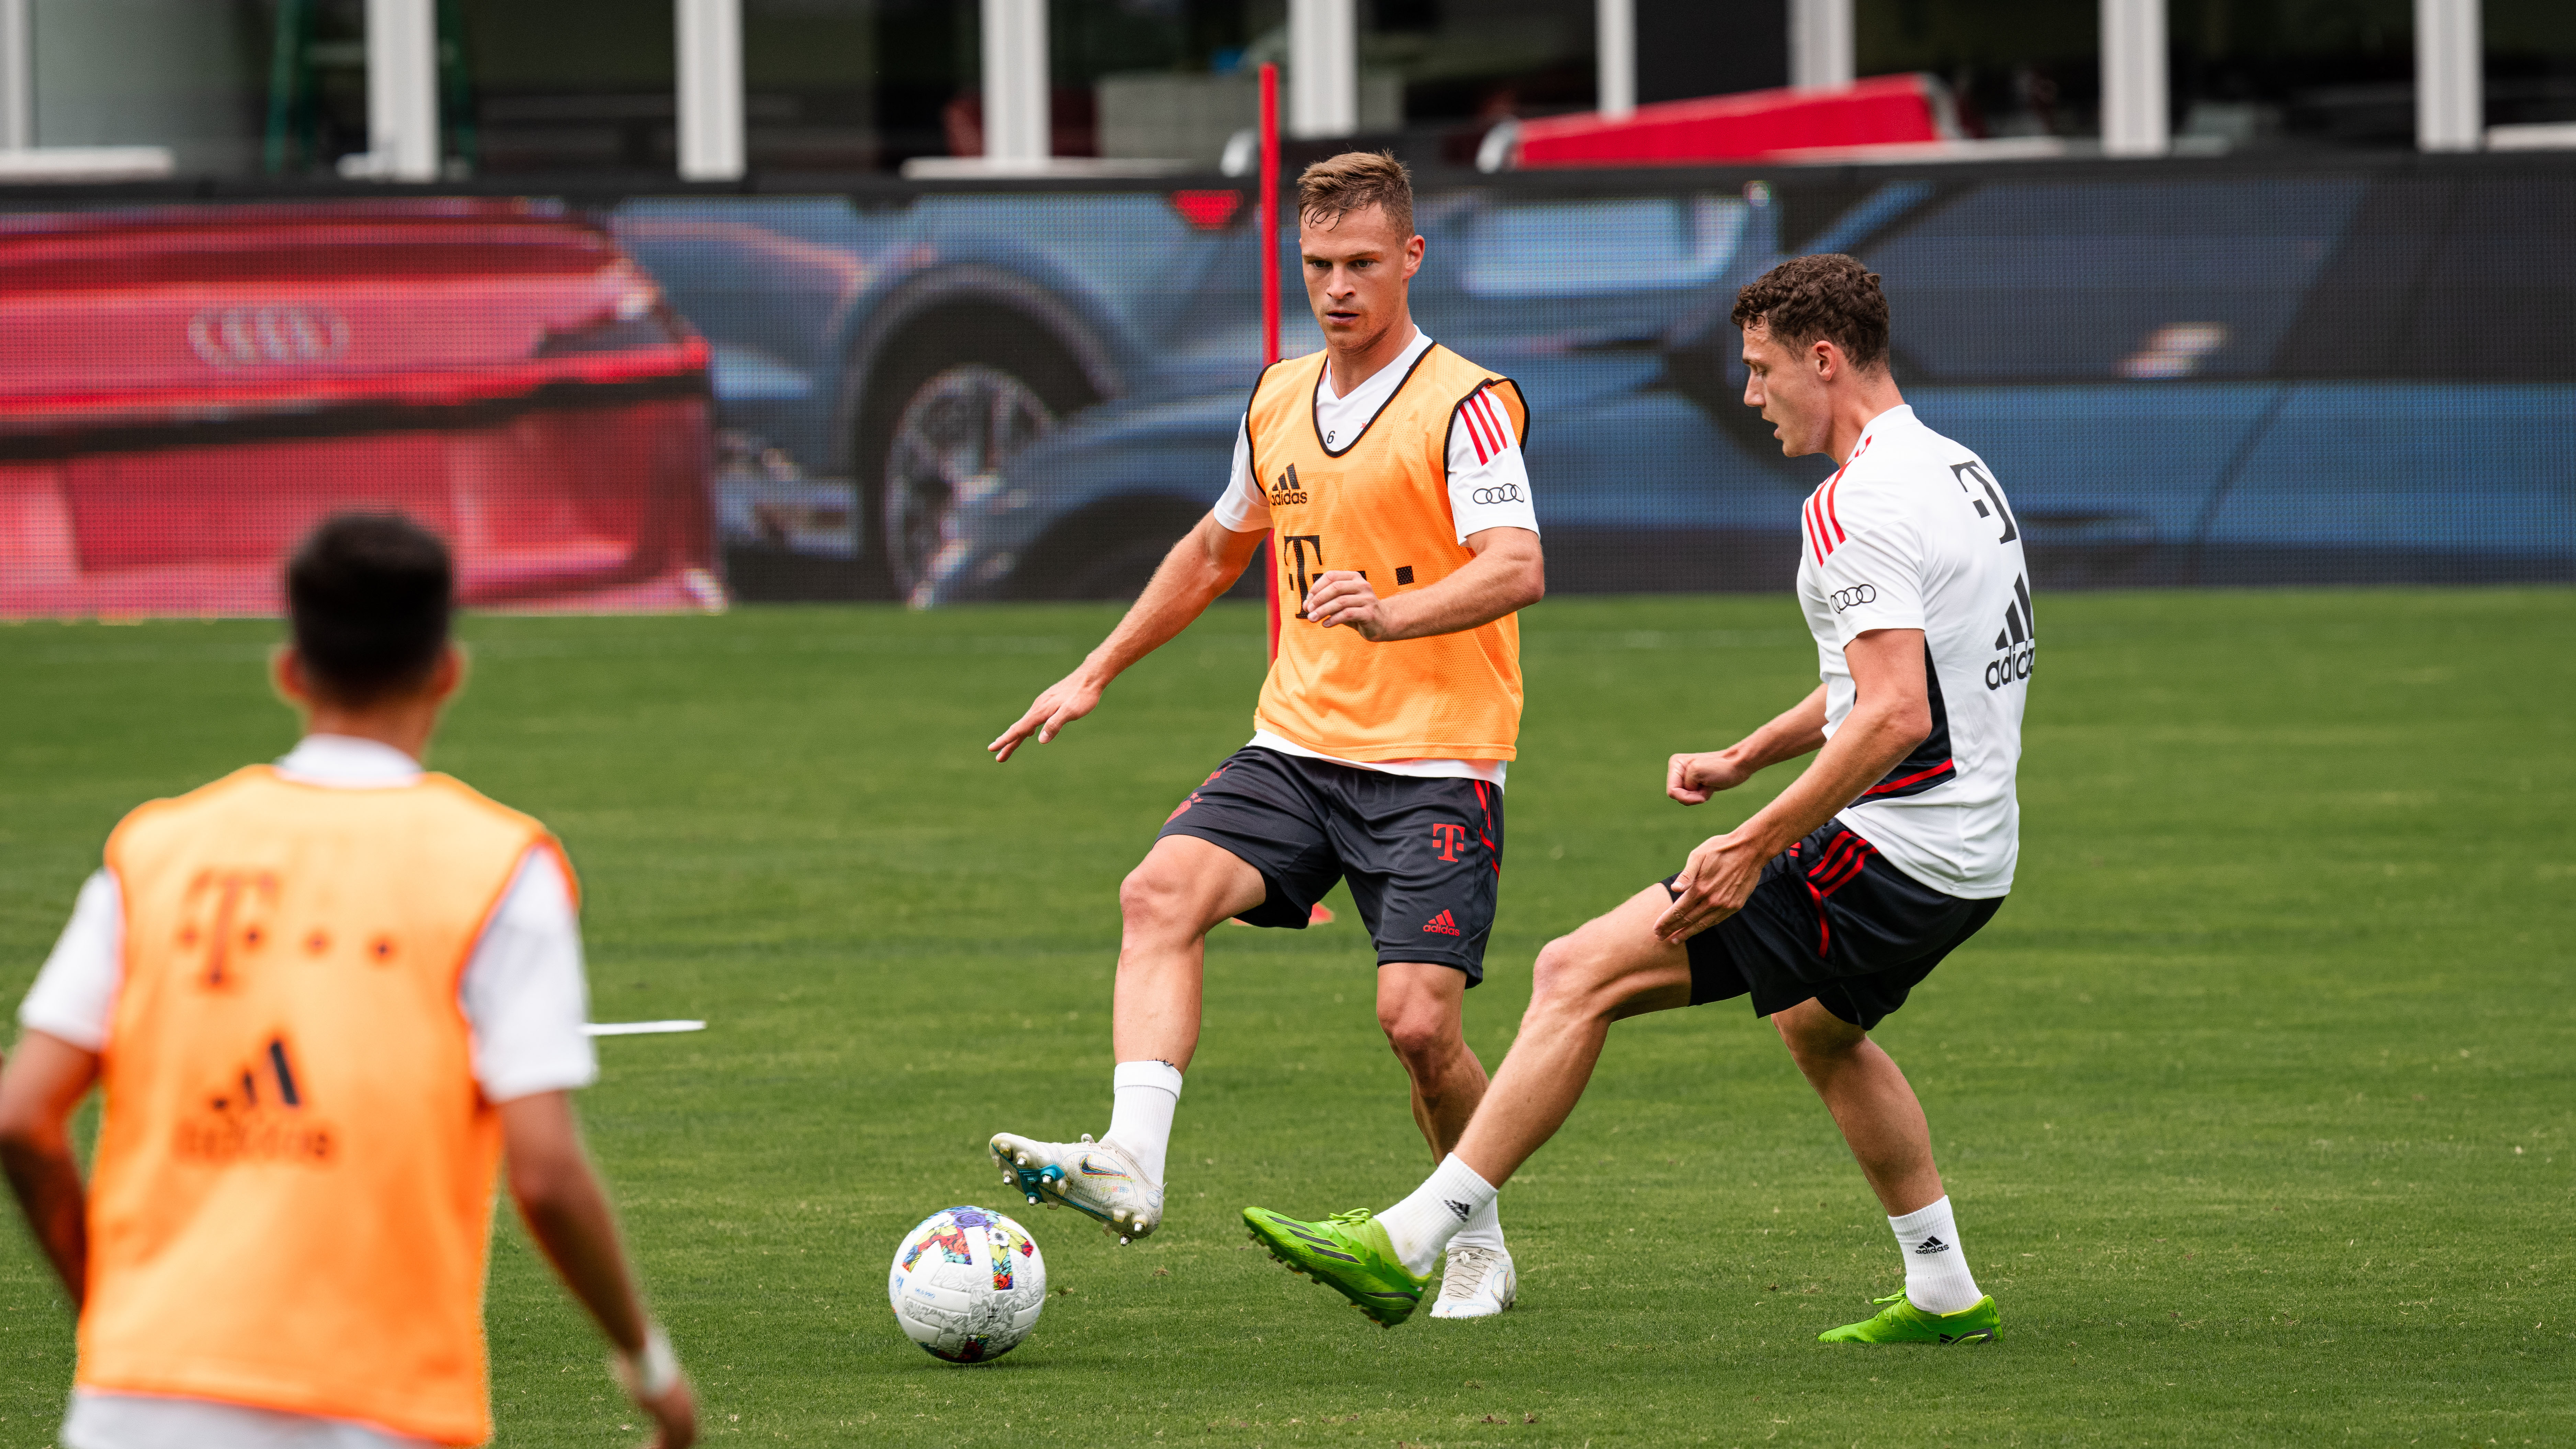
[14,1,2576,177]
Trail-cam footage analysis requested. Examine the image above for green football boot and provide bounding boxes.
[1818,1290,2001,1345]
[1242,1207,1436,1328]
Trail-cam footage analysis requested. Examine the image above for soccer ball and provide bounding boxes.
[887,1205,1048,1362]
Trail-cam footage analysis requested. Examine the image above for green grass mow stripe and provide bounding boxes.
[3,590,2572,1446]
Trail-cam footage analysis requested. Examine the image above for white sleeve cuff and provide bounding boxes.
[460,847,599,1103]
[19,870,124,1053]
[1213,417,1268,533]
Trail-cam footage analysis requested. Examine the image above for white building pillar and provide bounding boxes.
[2101,0,2169,156]
[1597,0,1635,119]
[0,0,30,150]
[1788,0,1853,92]
[1288,0,1357,138]
[981,0,1048,162]
[677,0,744,179]
[2415,0,2482,151]
[364,0,439,179]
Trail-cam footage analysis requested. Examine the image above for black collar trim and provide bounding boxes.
[1311,340,1440,459]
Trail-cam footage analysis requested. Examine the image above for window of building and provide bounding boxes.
[1856,0,2102,139]
[454,0,676,175]
[2169,0,2415,150]
[27,0,275,175]
[2488,0,2576,130]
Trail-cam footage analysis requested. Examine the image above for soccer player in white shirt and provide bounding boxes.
[1246,254,2030,1345]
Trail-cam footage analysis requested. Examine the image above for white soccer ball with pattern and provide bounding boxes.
[887,1205,1047,1362]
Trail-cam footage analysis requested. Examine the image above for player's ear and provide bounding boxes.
[426,643,468,707]
[272,645,314,711]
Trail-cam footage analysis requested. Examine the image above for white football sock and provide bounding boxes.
[1104,1060,1182,1183]
[1448,1196,1507,1254]
[1377,1154,1497,1277]
[1889,1195,1983,1314]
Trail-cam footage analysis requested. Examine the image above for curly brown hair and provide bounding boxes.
[1729,254,1890,371]
[1297,150,1414,239]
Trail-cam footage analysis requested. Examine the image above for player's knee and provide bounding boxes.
[1773,1004,1866,1065]
[1117,864,1190,936]
[1376,998,1459,1065]
[1528,933,1620,1019]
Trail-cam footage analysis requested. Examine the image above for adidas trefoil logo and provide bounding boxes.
[1423,909,1461,936]
[1444,1198,1473,1223]
[1913,1235,1952,1255]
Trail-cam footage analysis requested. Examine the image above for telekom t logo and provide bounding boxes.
[1430,823,1469,863]
[178,868,280,989]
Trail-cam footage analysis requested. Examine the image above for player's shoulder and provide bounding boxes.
[1419,343,1518,401]
[1836,409,1986,504]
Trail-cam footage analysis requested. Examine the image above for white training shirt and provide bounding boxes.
[1213,327,1539,788]
[1796,404,2030,898]
[25,733,597,1449]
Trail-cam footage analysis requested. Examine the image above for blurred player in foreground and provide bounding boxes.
[0,515,696,1448]
[985,151,1545,1318]
[1247,255,2032,1343]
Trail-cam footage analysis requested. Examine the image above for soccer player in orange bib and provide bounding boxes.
[0,516,696,1448]
[985,152,1545,1319]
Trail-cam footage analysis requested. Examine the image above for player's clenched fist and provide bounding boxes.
[1303,569,1398,640]
[989,667,1107,762]
[1666,749,1755,805]
[1652,830,1766,943]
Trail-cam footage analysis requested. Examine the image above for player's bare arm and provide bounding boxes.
[0,1029,100,1306]
[1656,627,1930,943]
[503,1091,698,1448]
[1302,525,1543,641]
[987,512,1267,762]
[1666,684,1829,803]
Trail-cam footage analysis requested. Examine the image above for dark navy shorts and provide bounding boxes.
[1157,746,1504,983]
[1662,817,2003,1030]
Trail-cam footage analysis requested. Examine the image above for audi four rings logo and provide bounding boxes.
[1470,484,1525,505]
[1830,584,1877,611]
[188,307,351,368]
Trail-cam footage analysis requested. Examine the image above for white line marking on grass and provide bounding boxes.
[585,1020,708,1036]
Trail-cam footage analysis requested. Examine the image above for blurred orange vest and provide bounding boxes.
[1246,344,1529,762]
[82,764,568,1447]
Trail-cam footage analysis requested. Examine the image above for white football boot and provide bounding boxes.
[1427,1242,1517,1319]
[989,1132,1165,1245]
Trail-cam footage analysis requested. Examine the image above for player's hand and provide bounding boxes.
[1652,830,1766,943]
[989,669,1106,762]
[1302,570,1399,640]
[633,1374,696,1448]
[1667,750,1755,805]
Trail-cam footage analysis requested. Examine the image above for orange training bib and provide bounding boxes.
[81,765,568,1447]
[1246,344,1529,762]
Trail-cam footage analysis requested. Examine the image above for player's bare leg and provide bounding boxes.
[1241,886,1684,1314]
[1110,834,1267,1070]
[1375,963,1487,1159]
[993,834,1262,1241]
[1449,885,1694,1188]
[1770,999,1942,1215]
[1375,962,1515,1316]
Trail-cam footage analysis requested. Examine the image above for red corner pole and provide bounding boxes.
[1259,61,1283,662]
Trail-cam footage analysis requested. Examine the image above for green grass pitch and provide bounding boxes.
[2,589,2571,1447]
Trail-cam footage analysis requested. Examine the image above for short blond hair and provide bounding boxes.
[1297,150,1414,240]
